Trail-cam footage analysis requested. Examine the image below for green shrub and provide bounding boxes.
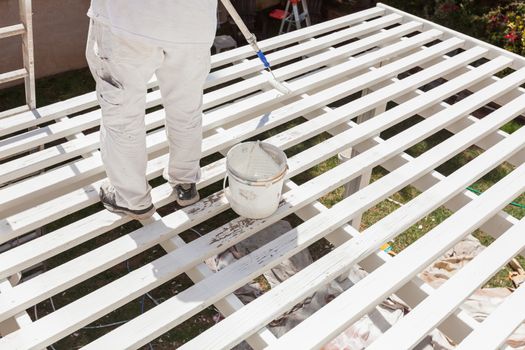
[484,2,525,55]
[380,0,485,38]
[330,0,524,56]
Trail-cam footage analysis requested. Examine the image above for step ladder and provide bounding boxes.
[0,0,36,119]
[270,0,311,35]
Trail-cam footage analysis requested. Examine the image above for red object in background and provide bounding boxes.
[269,8,289,20]
[505,31,518,43]
[270,0,302,20]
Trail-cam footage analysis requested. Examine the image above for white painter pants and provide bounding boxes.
[86,20,211,210]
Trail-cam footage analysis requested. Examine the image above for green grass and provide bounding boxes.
[269,120,525,284]
[0,68,95,111]
[283,112,525,289]
[501,120,523,134]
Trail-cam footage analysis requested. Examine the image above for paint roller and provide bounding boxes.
[219,0,292,95]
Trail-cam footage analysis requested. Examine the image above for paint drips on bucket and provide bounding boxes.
[224,141,288,219]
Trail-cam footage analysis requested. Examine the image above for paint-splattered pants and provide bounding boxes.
[86,20,211,210]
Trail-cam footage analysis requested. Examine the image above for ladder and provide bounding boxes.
[0,0,36,118]
[278,0,311,35]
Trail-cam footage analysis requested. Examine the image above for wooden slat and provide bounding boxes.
[0,279,33,337]
[0,111,100,160]
[0,7,385,138]
[0,105,29,120]
[0,92,99,138]
[141,92,525,350]
[0,107,164,165]
[0,69,27,84]
[0,89,162,161]
[456,283,525,350]
[0,132,99,184]
[367,216,525,350]
[0,24,25,39]
[0,151,165,243]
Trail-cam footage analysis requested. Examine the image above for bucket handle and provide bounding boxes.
[223,174,228,191]
[223,174,231,202]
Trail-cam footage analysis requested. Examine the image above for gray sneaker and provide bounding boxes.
[175,183,200,207]
[99,182,156,220]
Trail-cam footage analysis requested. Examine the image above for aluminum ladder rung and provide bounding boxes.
[0,24,25,39]
[0,69,28,84]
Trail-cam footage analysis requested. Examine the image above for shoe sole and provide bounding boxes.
[176,193,200,207]
[103,203,156,220]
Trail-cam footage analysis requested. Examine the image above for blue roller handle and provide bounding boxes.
[257,50,271,70]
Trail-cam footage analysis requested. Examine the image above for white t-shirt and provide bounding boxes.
[88,0,218,46]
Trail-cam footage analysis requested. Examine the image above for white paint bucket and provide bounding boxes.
[224,141,288,219]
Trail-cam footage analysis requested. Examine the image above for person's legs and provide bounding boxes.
[86,20,162,213]
[155,44,211,190]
